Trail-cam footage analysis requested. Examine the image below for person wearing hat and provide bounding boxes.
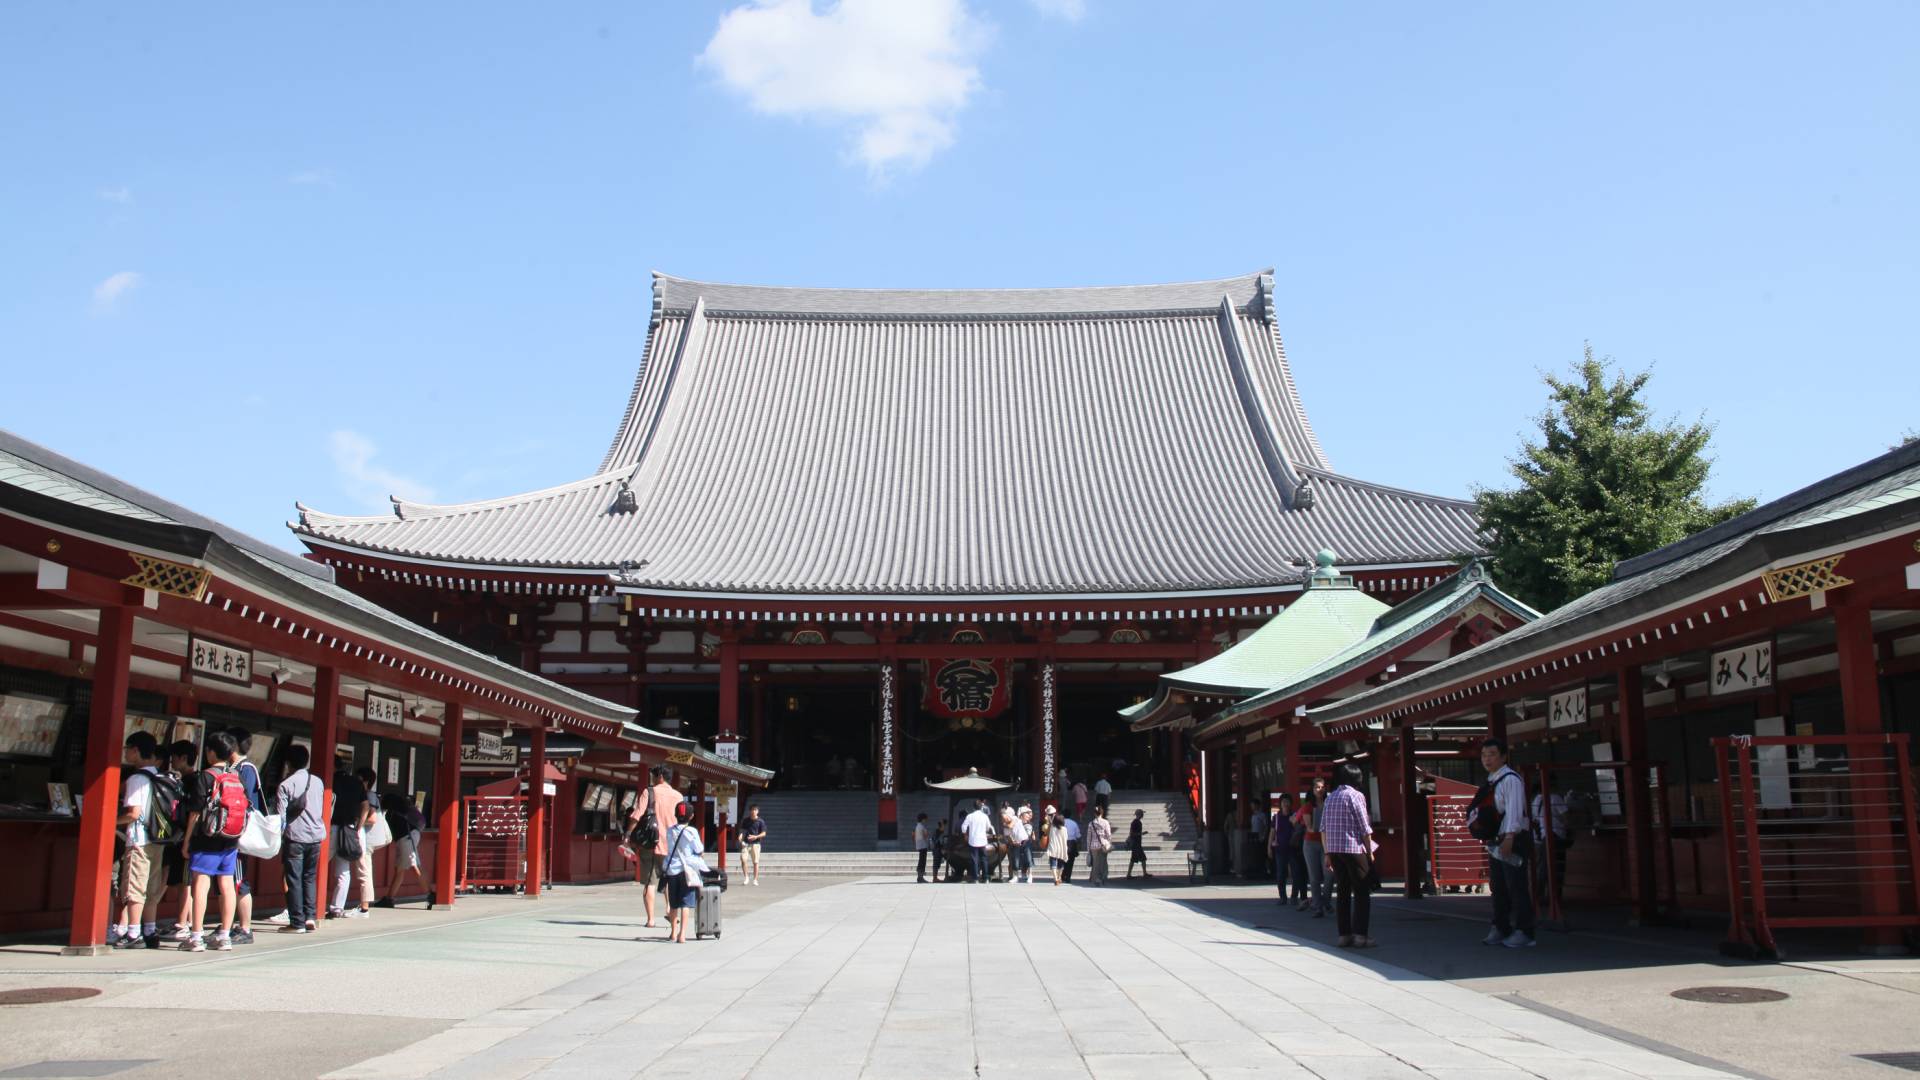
[1007,804,1033,884]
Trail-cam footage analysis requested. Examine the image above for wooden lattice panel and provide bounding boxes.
[120,554,212,600]
[1762,555,1852,603]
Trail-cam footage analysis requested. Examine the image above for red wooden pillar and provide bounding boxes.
[1615,666,1658,923]
[748,667,767,769]
[717,637,740,750]
[433,702,463,908]
[1486,701,1508,746]
[311,667,340,917]
[1834,600,1901,945]
[65,604,134,955]
[1167,726,1184,793]
[1398,724,1421,899]
[877,659,899,843]
[524,726,546,898]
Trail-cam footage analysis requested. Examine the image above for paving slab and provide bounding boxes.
[331,879,1745,1080]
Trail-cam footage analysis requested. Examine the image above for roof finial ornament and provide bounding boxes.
[1291,472,1314,510]
[609,558,650,587]
[389,495,407,521]
[609,480,638,515]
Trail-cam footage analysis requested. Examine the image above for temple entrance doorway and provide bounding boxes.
[1060,677,1160,790]
[767,685,874,791]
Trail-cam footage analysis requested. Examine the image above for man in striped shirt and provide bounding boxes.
[1320,765,1376,948]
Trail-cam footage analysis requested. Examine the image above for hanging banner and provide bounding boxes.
[921,657,1013,720]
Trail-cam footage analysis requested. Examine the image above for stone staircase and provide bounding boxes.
[733,790,1202,878]
[736,790,879,851]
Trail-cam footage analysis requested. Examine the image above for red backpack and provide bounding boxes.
[199,766,249,840]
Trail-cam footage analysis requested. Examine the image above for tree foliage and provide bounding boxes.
[1475,346,1755,612]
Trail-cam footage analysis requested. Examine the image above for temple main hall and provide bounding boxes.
[291,270,1482,842]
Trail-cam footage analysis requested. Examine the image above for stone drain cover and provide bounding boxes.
[1670,986,1788,1004]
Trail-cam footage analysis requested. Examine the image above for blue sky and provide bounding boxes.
[3,2,1914,554]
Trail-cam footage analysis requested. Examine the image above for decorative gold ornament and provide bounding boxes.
[1762,555,1852,602]
[120,554,212,600]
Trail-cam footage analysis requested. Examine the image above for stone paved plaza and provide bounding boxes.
[329,881,1735,1080]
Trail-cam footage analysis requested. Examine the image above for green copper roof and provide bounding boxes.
[1199,565,1538,733]
[1162,579,1389,697]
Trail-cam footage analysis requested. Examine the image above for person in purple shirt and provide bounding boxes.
[1320,765,1376,949]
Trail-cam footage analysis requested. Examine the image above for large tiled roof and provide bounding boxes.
[295,271,1482,598]
[1311,442,1920,728]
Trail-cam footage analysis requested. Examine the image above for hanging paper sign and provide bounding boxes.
[475,730,503,757]
[878,665,897,796]
[921,657,1012,720]
[1548,686,1588,729]
[1710,641,1773,696]
[364,690,405,726]
[188,635,254,687]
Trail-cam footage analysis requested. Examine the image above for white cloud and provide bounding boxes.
[90,271,142,315]
[699,0,990,174]
[98,185,132,204]
[1030,0,1085,19]
[328,430,436,510]
[288,169,336,187]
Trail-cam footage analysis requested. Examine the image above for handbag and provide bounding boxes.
[334,823,363,861]
[238,808,285,859]
[364,812,394,850]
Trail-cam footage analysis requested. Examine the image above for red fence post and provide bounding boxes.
[1715,738,1747,952]
[1733,740,1776,957]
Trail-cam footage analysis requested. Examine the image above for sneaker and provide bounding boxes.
[1337,935,1353,947]
[112,935,143,950]
[230,929,254,945]
[181,937,205,953]
[277,925,306,934]
[264,911,290,925]
[1483,927,1506,946]
[346,908,369,919]
[1502,931,1536,949]
[171,924,194,941]
[372,897,395,909]
[304,920,317,932]
[143,935,161,950]
[213,934,233,951]
[324,910,342,920]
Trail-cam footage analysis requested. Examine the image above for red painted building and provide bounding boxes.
[0,431,766,952]
[291,271,1484,843]
[1314,443,1920,953]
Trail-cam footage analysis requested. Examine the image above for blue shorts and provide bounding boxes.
[667,875,699,910]
[189,847,238,879]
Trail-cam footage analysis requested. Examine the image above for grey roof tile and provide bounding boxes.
[296,272,1483,597]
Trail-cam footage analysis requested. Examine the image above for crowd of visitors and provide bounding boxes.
[109,727,428,953]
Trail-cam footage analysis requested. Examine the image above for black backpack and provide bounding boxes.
[141,768,186,844]
[1468,771,1522,843]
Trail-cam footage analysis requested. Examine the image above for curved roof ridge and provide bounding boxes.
[1296,465,1477,509]
[295,469,627,529]
[652,269,1275,317]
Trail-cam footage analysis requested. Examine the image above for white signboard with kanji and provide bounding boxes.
[1548,687,1588,729]
[1710,641,1774,696]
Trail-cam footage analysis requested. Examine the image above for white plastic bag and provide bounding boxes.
[364,813,393,850]
[238,809,284,859]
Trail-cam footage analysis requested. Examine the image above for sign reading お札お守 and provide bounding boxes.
[188,635,253,687]
[364,690,405,726]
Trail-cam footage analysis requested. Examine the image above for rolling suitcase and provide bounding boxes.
[695,881,723,939]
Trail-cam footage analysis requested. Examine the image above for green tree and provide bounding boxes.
[1475,346,1755,611]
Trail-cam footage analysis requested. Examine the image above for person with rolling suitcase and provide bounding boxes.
[662,802,708,943]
